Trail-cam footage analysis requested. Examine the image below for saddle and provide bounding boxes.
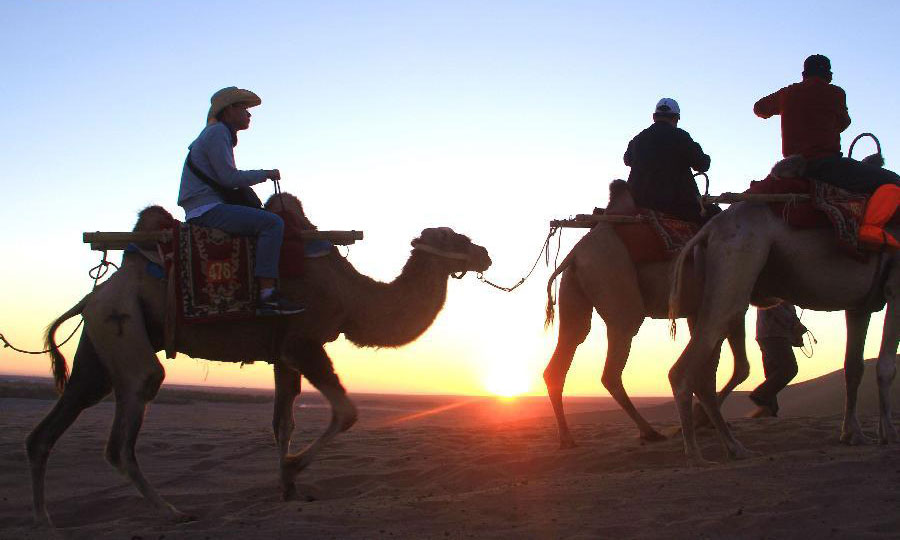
[603,180,700,263]
[748,157,871,255]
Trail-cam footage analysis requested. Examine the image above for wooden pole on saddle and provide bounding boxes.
[701,193,811,205]
[83,230,364,251]
[550,214,647,228]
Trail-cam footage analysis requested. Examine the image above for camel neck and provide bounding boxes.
[342,252,449,348]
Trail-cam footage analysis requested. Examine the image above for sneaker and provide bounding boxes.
[257,291,306,316]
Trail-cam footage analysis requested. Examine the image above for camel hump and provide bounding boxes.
[265,193,317,232]
[770,155,808,178]
[134,205,176,232]
[606,179,638,216]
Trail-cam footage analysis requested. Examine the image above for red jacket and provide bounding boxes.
[754,77,851,159]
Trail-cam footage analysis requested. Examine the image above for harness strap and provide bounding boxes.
[411,242,470,260]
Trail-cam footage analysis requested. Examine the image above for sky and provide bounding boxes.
[1,1,899,397]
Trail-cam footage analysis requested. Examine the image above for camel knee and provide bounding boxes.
[876,363,896,387]
[138,366,166,401]
[601,368,625,394]
[25,429,49,467]
[543,363,568,395]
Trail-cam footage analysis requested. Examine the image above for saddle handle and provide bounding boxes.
[848,132,882,161]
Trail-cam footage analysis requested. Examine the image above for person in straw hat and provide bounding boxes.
[177,86,304,316]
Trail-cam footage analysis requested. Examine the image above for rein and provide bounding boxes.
[0,251,118,355]
[476,225,561,293]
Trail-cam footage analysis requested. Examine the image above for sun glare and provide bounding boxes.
[484,360,531,398]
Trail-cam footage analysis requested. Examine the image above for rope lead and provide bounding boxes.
[0,250,118,355]
[476,226,560,293]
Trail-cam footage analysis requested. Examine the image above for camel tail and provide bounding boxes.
[544,250,576,329]
[668,226,709,339]
[44,295,89,394]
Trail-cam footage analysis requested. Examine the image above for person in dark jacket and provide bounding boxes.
[624,98,711,223]
[749,303,807,417]
[755,55,900,248]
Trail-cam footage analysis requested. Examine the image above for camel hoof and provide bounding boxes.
[171,509,197,524]
[31,512,54,529]
[877,422,898,444]
[559,438,577,450]
[341,414,358,432]
[747,406,776,419]
[639,430,666,443]
[729,446,760,460]
[685,455,717,468]
[282,482,298,501]
[840,431,872,446]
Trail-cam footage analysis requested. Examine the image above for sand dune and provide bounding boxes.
[0,362,897,539]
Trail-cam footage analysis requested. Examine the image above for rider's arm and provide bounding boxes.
[682,132,711,173]
[753,89,782,119]
[835,86,851,133]
[205,125,269,189]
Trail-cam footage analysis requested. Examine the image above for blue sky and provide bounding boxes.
[2,1,899,395]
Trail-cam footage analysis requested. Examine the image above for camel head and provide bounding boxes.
[411,227,491,274]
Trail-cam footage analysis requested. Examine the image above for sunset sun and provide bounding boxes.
[483,360,531,398]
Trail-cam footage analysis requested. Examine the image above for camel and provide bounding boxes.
[26,193,492,526]
[667,198,899,465]
[543,181,748,448]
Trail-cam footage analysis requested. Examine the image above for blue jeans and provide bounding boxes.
[188,204,284,279]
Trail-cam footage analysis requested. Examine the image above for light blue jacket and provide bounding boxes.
[177,123,268,214]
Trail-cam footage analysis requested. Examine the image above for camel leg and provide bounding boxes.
[719,315,750,405]
[602,325,663,442]
[670,235,764,465]
[84,301,191,522]
[280,342,357,481]
[689,315,749,427]
[841,310,873,445]
[272,360,302,500]
[543,269,592,449]
[692,349,754,460]
[875,295,899,444]
[26,334,112,527]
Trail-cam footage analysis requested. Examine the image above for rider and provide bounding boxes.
[749,303,807,418]
[177,86,304,316]
[754,54,900,248]
[624,98,711,224]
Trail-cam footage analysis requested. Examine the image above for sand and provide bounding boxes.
[0,367,898,540]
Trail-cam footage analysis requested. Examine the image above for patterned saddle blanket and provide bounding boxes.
[611,209,700,263]
[747,175,868,255]
[161,219,329,324]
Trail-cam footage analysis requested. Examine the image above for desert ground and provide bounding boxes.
[1,363,898,540]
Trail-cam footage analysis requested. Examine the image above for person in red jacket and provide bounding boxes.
[755,54,900,248]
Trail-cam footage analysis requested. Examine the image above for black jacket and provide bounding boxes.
[624,121,711,223]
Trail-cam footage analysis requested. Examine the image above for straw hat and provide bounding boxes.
[206,86,262,126]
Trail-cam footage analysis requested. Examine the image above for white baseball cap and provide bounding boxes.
[654,98,680,116]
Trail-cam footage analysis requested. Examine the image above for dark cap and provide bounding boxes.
[803,54,832,78]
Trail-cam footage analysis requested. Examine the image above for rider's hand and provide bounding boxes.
[267,169,281,181]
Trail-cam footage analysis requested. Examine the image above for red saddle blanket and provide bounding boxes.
[747,175,868,254]
[612,209,700,263]
[174,223,258,323]
[170,219,312,324]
